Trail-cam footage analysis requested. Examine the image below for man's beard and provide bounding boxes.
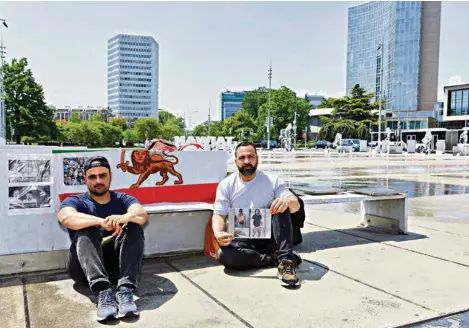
[237,163,257,177]
[89,184,109,196]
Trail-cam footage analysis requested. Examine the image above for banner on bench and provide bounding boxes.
[55,149,228,205]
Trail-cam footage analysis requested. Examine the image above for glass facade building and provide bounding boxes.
[220,91,246,120]
[305,94,325,108]
[346,1,441,115]
[107,34,159,119]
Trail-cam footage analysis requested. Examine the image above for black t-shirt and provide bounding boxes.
[252,214,262,227]
[59,191,139,241]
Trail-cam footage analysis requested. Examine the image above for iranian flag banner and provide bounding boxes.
[54,149,228,205]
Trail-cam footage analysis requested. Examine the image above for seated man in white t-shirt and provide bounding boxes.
[212,142,302,286]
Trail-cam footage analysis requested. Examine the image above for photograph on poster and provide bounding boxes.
[8,185,52,210]
[8,159,51,184]
[63,157,88,186]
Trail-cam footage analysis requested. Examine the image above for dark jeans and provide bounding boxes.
[218,211,299,270]
[66,223,145,294]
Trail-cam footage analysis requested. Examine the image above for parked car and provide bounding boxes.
[311,140,333,149]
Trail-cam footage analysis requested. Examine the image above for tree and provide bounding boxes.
[331,84,378,122]
[257,86,310,140]
[109,117,128,130]
[69,112,82,123]
[158,110,183,128]
[221,109,257,141]
[4,58,58,143]
[241,87,269,118]
[317,84,379,141]
[132,118,161,141]
[122,128,139,144]
[316,97,335,109]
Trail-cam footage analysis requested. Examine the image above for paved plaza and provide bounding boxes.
[3,150,469,327]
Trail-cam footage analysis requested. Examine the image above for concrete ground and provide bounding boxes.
[3,151,469,328]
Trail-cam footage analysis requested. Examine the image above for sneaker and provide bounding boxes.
[277,259,300,286]
[116,287,139,318]
[96,288,118,322]
[292,250,302,266]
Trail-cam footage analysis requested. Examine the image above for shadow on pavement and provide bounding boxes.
[296,225,428,253]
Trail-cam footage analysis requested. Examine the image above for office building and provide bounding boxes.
[220,91,245,120]
[346,1,441,129]
[442,84,469,128]
[107,34,159,119]
[53,105,108,122]
[305,94,325,108]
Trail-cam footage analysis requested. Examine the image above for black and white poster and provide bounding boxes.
[8,185,53,214]
[8,159,51,184]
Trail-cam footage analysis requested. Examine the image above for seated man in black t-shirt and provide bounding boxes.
[58,156,148,322]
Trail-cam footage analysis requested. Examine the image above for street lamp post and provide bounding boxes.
[267,59,272,149]
[0,18,8,146]
[208,101,211,136]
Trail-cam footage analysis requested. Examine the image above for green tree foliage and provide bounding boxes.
[241,87,269,118]
[316,97,335,109]
[109,117,128,130]
[69,112,82,123]
[122,128,139,144]
[4,58,58,143]
[257,86,310,139]
[317,84,379,141]
[132,118,161,141]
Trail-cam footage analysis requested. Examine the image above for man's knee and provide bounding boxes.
[123,223,145,240]
[76,226,101,237]
[218,248,239,269]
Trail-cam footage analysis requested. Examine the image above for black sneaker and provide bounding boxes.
[277,259,300,286]
[96,288,118,322]
[116,287,139,318]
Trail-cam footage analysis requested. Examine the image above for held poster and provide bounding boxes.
[227,208,271,239]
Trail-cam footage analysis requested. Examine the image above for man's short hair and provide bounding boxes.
[84,156,111,174]
[235,142,257,157]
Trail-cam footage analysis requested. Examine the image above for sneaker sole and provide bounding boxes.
[96,314,118,322]
[117,311,139,319]
[277,273,300,287]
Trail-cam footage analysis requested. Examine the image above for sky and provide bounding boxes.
[0,1,468,125]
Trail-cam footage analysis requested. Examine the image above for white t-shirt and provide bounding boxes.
[213,169,292,216]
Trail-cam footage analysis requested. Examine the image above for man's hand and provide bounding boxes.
[214,231,234,246]
[105,215,130,228]
[270,197,290,214]
[102,215,130,237]
[100,219,114,232]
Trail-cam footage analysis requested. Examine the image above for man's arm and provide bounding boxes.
[212,213,233,246]
[58,206,105,231]
[120,203,149,226]
[212,213,227,233]
[271,176,301,214]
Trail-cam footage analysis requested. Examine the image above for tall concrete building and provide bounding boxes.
[107,34,159,119]
[346,1,441,129]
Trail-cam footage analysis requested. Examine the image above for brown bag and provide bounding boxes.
[203,217,220,260]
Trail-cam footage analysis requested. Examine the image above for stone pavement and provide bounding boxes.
[3,195,469,328]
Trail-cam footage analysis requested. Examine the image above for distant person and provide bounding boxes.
[58,156,148,322]
[212,142,302,287]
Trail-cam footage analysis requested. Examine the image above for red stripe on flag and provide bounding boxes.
[58,183,219,205]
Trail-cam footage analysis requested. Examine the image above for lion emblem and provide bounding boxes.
[116,149,183,188]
